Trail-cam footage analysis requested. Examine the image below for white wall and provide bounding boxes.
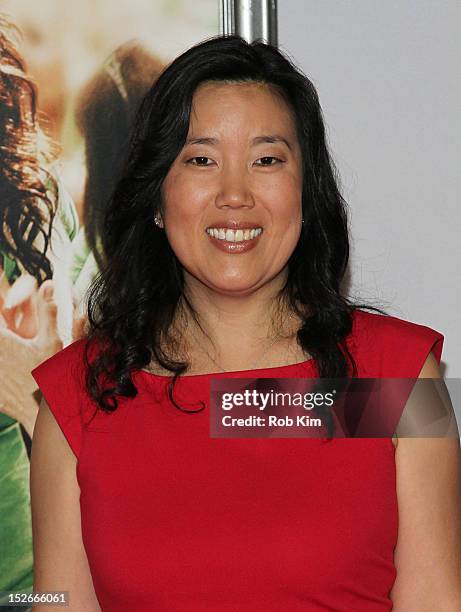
[279,0,460,376]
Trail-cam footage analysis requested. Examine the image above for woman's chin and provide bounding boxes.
[203,277,264,296]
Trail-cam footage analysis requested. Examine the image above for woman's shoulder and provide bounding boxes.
[30,337,107,406]
[31,337,91,380]
[31,339,93,460]
[30,336,127,458]
[349,308,445,377]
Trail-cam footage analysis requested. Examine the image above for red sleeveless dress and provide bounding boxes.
[31,309,444,611]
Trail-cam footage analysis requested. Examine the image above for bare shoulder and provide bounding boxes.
[30,397,101,611]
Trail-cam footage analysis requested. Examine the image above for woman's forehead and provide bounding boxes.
[188,82,297,140]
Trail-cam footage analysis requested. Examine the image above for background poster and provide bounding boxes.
[0,0,217,602]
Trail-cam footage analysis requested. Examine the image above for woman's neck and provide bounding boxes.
[158,288,309,375]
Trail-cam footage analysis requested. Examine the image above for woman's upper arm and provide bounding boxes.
[30,396,101,611]
[390,352,461,610]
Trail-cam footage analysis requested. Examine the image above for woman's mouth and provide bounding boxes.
[205,227,263,253]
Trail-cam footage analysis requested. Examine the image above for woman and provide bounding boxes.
[30,35,461,611]
[0,15,77,605]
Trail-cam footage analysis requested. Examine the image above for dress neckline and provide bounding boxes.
[138,356,316,381]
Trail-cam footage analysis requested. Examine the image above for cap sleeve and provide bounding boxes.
[31,339,87,459]
[351,310,445,377]
[409,322,444,372]
[390,317,445,377]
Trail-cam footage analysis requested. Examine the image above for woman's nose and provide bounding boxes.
[215,166,255,210]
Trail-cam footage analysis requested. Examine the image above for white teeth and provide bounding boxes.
[206,227,262,242]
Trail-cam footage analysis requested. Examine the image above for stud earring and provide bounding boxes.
[154,214,163,228]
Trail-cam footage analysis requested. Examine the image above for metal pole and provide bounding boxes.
[219,0,278,46]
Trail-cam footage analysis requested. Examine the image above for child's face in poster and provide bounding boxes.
[161,81,303,297]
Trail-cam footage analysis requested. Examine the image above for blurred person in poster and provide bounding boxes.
[0,16,78,603]
[71,40,164,306]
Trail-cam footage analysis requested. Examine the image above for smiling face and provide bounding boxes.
[160,80,303,296]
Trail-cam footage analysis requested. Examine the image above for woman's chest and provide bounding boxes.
[77,407,398,610]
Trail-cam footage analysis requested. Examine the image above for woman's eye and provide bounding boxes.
[186,156,214,166]
[255,156,284,166]
[185,156,284,167]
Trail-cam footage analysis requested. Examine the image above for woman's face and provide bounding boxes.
[161,81,303,296]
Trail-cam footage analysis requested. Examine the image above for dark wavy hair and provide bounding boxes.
[83,34,387,436]
[0,16,58,283]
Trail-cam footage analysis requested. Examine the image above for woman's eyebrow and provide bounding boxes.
[185,134,292,149]
[252,135,292,150]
